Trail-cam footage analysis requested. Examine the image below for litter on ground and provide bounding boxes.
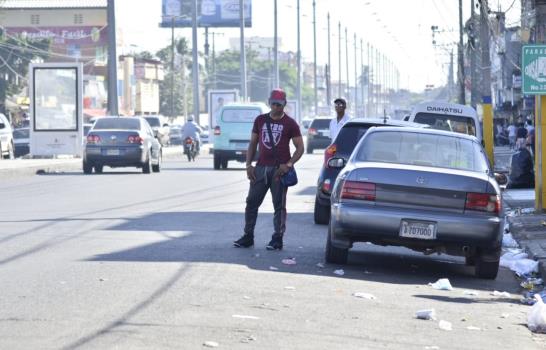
[528,295,546,333]
[333,269,345,276]
[438,320,452,331]
[415,309,436,320]
[429,278,453,291]
[352,292,376,300]
[232,315,260,320]
[281,258,297,265]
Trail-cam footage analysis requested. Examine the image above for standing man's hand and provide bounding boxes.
[246,165,256,182]
[274,163,290,178]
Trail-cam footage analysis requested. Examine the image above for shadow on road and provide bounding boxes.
[88,211,519,294]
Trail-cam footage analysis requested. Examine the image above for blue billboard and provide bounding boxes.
[160,0,252,28]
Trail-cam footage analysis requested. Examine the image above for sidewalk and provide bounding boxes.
[0,144,210,179]
[503,188,546,278]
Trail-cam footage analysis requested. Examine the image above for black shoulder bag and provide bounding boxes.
[265,115,298,187]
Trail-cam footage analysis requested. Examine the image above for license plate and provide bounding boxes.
[399,220,437,240]
[106,149,120,156]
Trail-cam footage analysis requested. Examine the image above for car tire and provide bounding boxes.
[221,159,228,169]
[142,152,152,174]
[83,160,93,174]
[475,252,500,279]
[325,226,348,264]
[7,142,14,159]
[152,151,162,173]
[94,165,103,174]
[214,154,221,170]
[307,146,313,154]
[314,198,330,225]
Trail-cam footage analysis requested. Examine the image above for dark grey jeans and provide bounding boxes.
[244,165,288,237]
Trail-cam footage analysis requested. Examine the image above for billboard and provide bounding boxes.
[160,0,252,28]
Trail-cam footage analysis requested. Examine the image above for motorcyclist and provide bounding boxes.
[181,115,203,153]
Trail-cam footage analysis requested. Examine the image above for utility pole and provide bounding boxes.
[458,0,466,104]
[338,21,342,98]
[107,0,118,115]
[367,43,372,117]
[345,27,349,102]
[239,0,247,101]
[360,39,365,117]
[354,33,358,116]
[192,0,200,124]
[171,16,175,120]
[273,0,279,88]
[296,0,301,123]
[204,27,210,113]
[313,0,318,115]
[480,0,494,164]
[327,12,331,106]
[470,0,478,108]
[533,0,546,211]
[449,50,454,101]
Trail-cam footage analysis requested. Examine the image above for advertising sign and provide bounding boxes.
[208,90,239,142]
[160,0,252,28]
[29,63,84,157]
[522,45,546,94]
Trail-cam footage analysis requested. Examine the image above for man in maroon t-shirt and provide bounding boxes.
[233,89,304,250]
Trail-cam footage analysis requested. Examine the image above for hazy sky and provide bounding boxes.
[116,0,521,92]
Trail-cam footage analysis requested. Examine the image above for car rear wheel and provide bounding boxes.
[214,154,221,170]
[152,151,162,172]
[314,197,330,225]
[83,160,93,174]
[7,142,14,159]
[94,165,103,174]
[142,152,152,174]
[325,226,348,264]
[475,251,500,279]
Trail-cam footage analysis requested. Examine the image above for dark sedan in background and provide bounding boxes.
[13,127,29,158]
[83,117,162,174]
[306,117,332,154]
[314,118,425,224]
[327,127,504,279]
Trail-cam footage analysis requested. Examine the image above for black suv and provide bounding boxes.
[306,117,332,154]
[314,118,425,224]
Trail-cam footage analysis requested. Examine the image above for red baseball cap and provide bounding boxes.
[269,89,287,105]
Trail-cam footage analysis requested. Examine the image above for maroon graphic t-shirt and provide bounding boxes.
[252,113,302,166]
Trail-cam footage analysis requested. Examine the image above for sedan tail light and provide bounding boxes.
[341,180,376,201]
[324,144,337,167]
[465,193,500,214]
[185,138,193,144]
[127,135,144,144]
[86,135,101,144]
[308,128,318,136]
[214,126,221,135]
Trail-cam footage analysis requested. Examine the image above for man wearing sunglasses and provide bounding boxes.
[329,98,351,140]
[233,89,304,250]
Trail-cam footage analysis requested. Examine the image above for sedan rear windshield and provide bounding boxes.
[310,118,331,129]
[356,131,489,172]
[143,117,161,127]
[221,109,259,123]
[13,129,29,139]
[334,124,371,154]
[413,112,476,137]
[93,118,140,130]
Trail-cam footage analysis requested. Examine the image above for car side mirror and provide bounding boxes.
[494,172,508,186]
[328,157,346,168]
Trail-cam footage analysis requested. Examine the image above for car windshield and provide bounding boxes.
[310,118,331,129]
[356,131,489,172]
[143,117,161,127]
[13,129,29,139]
[221,108,259,122]
[93,118,140,130]
[413,112,476,136]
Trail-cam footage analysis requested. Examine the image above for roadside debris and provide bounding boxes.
[203,341,219,348]
[438,320,452,331]
[521,278,544,290]
[527,295,546,333]
[491,291,511,298]
[501,313,510,319]
[243,296,251,300]
[499,250,538,276]
[284,286,296,290]
[415,309,436,320]
[429,278,453,291]
[463,290,479,296]
[466,326,481,331]
[333,269,345,276]
[269,266,279,271]
[352,292,376,300]
[281,258,297,265]
[240,335,257,343]
[232,315,260,320]
[316,262,325,268]
[502,233,519,248]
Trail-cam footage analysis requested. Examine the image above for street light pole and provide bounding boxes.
[354,33,357,116]
[191,0,200,124]
[171,16,175,121]
[239,0,247,100]
[345,27,349,101]
[313,0,318,115]
[273,0,279,88]
[296,0,301,123]
[327,12,331,106]
[107,0,118,115]
[338,21,341,98]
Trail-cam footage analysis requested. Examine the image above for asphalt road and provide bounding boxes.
[0,150,544,349]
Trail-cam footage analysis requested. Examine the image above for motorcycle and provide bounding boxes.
[183,137,198,161]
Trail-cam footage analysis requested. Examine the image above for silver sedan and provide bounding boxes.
[327,127,504,279]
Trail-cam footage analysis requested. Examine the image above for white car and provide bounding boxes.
[0,113,14,159]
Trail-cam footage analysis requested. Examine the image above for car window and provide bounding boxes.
[413,112,476,137]
[13,129,29,139]
[83,126,92,136]
[221,108,260,123]
[356,131,489,172]
[310,119,331,129]
[143,117,161,127]
[334,124,371,154]
[93,118,140,130]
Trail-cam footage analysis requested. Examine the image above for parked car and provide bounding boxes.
[142,115,170,146]
[306,117,332,154]
[83,116,162,174]
[83,123,94,137]
[327,127,504,279]
[0,113,14,159]
[200,125,210,144]
[314,118,425,224]
[212,103,268,170]
[168,125,183,145]
[12,127,29,158]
